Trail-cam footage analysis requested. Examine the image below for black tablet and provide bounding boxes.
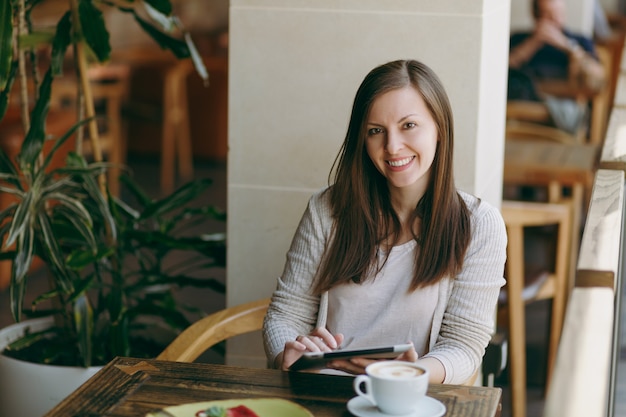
[288,343,413,371]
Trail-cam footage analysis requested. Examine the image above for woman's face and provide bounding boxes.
[364,86,438,196]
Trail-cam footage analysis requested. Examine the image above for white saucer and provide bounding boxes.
[347,395,446,417]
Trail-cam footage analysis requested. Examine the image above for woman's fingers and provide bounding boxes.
[281,341,307,370]
[283,330,347,371]
[334,333,345,348]
[310,328,342,350]
[396,344,418,362]
[295,334,330,352]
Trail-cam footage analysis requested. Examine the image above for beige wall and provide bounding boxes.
[227,0,511,366]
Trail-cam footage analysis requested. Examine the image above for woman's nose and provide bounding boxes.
[385,130,403,154]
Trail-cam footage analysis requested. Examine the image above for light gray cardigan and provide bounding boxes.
[262,188,507,384]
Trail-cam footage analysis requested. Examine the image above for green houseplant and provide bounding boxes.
[0,0,226,372]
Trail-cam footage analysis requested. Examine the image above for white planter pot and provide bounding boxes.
[0,317,101,417]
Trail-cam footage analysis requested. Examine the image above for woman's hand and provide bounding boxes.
[326,343,418,375]
[279,328,344,370]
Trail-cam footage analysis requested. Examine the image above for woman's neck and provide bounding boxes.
[389,188,424,225]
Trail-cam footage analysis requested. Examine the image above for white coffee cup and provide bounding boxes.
[353,361,429,415]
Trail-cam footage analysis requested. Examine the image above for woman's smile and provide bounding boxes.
[387,156,415,169]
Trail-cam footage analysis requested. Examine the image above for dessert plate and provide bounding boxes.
[146,398,313,417]
[347,395,446,417]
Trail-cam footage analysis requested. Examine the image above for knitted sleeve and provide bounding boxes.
[262,189,333,366]
[423,197,508,384]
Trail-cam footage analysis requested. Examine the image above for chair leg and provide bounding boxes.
[161,69,179,195]
[106,97,123,196]
[161,61,195,195]
[507,224,527,417]
[175,75,194,184]
[545,203,572,388]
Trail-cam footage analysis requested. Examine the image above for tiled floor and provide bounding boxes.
[1,154,624,417]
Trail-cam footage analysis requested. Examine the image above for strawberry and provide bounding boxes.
[226,405,261,417]
[196,404,260,417]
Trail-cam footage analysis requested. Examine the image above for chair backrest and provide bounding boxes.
[50,64,130,196]
[506,119,580,145]
[157,297,271,363]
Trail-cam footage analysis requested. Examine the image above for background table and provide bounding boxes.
[46,357,502,417]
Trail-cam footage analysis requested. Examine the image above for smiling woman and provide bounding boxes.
[262,59,507,385]
[364,86,438,195]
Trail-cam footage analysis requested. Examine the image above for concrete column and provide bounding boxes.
[227,0,510,366]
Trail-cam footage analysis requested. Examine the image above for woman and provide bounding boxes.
[262,59,507,384]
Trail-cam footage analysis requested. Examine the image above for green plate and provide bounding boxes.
[146,398,314,417]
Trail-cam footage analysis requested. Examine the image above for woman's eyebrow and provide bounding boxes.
[367,113,419,126]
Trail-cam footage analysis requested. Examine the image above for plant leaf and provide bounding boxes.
[48,192,96,246]
[40,117,94,172]
[19,68,52,174]
[0,205,17,239]
[76,163,118,240]
[5,328,54,351]
[51,11,72,76]
[5,190,32,248]
[140,178,212,219]
[184,31,208,86]
[0,140,22,189]
[108,314,130,358]
[78,0,111,63]
[131,11,189,58]
[66,245,113,269]
[74,293,94,367]
[0,0,12,91]
[38,213,74,293]
[0,60,17,121]
[13,229,35,288]
[17,30,55,49]
[143,1,174,31]
[9,271,26,322]
[119,174,152,208]
[144,0,172,17]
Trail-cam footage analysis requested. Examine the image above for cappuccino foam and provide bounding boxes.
[370,364,425,378]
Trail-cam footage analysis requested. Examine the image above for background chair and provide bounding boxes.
[498,199,573,417]
[157,297,271,363]
[506,42,616,147]
[51,63,131,196]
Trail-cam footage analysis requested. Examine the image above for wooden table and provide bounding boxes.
[503,139,599,201]
[45,357,502,417]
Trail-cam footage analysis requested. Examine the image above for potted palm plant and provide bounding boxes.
[0,1,226,415]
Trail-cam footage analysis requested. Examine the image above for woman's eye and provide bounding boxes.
[404,122,416,129]
[367,127,383,136]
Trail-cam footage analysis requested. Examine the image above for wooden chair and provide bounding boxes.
[157,297,271,363]
[51,63,131,196]
[506,42,616,147]
[498,200,573,417]
[506,118,580,145]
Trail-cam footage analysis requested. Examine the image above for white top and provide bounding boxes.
[327,240,438,356]
[262,187,507,384]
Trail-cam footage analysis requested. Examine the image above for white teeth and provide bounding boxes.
[387,156,413,167]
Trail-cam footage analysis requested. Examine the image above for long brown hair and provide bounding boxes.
[312,59,471,294]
